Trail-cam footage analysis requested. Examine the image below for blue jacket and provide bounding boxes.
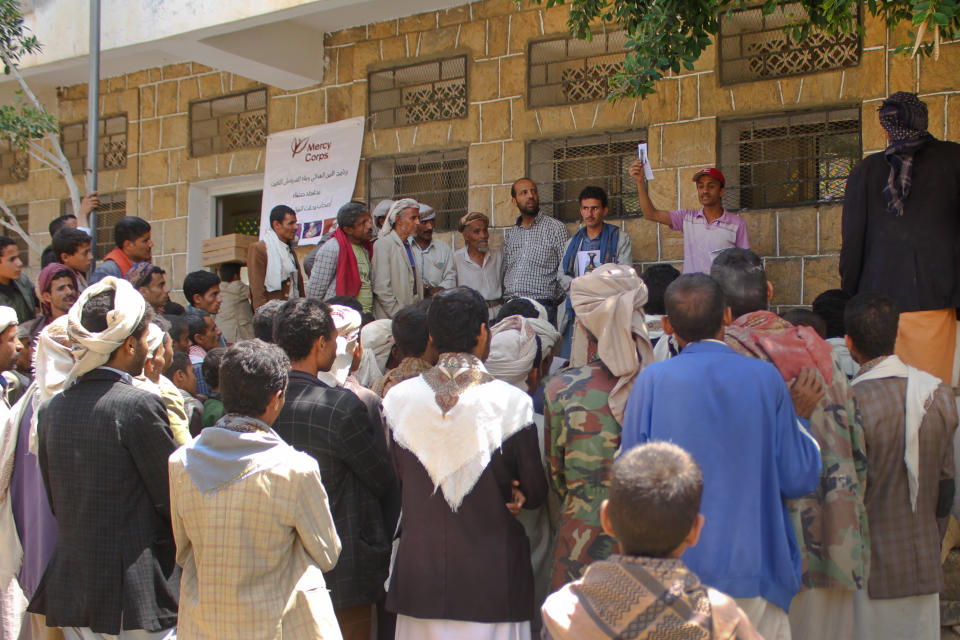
[621,340,821,612]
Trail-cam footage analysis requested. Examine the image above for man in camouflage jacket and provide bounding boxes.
[713,249,868,640]
[544,359,622,592]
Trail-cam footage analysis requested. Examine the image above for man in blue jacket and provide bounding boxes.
[621,273,822,640]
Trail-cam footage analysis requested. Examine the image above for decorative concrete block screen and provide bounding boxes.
[63,191,126,258]
[719,107,861,210]
[527,130,645,222]
[189,88,268,157]
[528,30,627,108]
[0,141,28,186]
[9,204,29,266]
[369,56,468,129]
[60,115,128,174]
[719,2,860,84]
[368,149,468,232]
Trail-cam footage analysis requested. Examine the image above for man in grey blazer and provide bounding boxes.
[29,277,180,639]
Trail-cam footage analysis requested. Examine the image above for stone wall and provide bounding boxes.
[4,0,960,306]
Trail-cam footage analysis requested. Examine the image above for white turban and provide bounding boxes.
[418,203,436,221]
[0,306,17,335]
[486,316,540,390]
[569,264,653,423]
[377,198,420,240]
[146,323,166,357]
[354,319,394,388]
[326,305,363,386]
[372,199,394,222]
[66,277,147,385]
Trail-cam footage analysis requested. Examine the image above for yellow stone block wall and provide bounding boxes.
[3,0,960,306]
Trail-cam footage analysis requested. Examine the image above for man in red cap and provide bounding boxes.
[629,161,749,273]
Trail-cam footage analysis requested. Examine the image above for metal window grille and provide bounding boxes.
[367,149,468,232]
[8,204,29,267]
[527,130,645,223]
[719,107,861,210]
[528,30,627,108]
[369,57,467,129]
[60,114,128,175]
[0,140,28,185]
[189,88,268,157]
[719,2,860,84]
[62,191,126,258]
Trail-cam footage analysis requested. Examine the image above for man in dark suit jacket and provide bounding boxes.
[272,298,396,640]
[29,279,180,638]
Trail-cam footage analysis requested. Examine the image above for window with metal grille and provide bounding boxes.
[367,149,467,232]
[0,140,28,185]
[528,30,627,108]
[719,2,860,84]
[60,115,128,175]
[719,107,860,210]
[8,204,29,267]
[62,192,126,258]
[189,88,268,157]
[369,57,467,129]
[527,130,645,223]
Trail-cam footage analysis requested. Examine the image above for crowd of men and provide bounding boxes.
[0,90,957,640]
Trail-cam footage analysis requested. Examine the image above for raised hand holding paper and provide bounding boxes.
[637,143,655,181]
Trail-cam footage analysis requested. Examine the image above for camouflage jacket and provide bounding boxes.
[544,359,620,591]
[725,310,869,591]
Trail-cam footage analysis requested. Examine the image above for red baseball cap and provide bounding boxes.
[692,168,725,187]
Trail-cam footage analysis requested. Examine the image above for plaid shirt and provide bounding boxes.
[503,213,569,301]
[853,375,957,599]
[305,239,340,301]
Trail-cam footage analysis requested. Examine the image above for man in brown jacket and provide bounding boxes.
[247,204,305,310]
[847,292,957,640]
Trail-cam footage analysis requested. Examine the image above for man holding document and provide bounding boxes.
[630,146,749,274]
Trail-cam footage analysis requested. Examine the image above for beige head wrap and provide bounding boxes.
[66,276,147,385]
[25,315,74,452]
[487,315,561,390]
[569,263,653,423]
[354,319,394,388]
[378,198,420,240]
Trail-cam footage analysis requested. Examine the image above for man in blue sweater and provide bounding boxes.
[621,273,822,640]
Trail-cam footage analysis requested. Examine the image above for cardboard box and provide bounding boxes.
[201,233,257,266]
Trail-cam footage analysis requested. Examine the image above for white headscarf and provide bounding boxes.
[354,319,394,387]
[263,224,298,293]
[146,323,166,356]
[371,199,395,234]
[321,305,363,386]
[377,198,420,240]
[66,277,146,385]
[0,307,17,335]
[569,264,653,423]
[486,316,539,390]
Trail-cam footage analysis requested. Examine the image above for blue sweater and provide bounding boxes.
[621,340,821,612]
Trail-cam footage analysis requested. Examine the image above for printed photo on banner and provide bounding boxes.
[260,116,365,246]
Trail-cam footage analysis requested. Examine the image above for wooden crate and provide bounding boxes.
[201,234,257,267]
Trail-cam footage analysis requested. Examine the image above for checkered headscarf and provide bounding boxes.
[879,92,933,216]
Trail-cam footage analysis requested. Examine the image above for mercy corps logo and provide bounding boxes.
[291,137,332,162]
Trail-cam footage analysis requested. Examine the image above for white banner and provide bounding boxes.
[260,116,365,246]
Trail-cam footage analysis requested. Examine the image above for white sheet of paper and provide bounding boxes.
[637,143,655,180]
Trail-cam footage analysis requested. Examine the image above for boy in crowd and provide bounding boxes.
[629,159,748,274]
[89,216,153,284]
[165,350,203,437]
[51,227,93,288]
[201,347,225,427]
[541,442,761,639]
[165,314,191,353]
